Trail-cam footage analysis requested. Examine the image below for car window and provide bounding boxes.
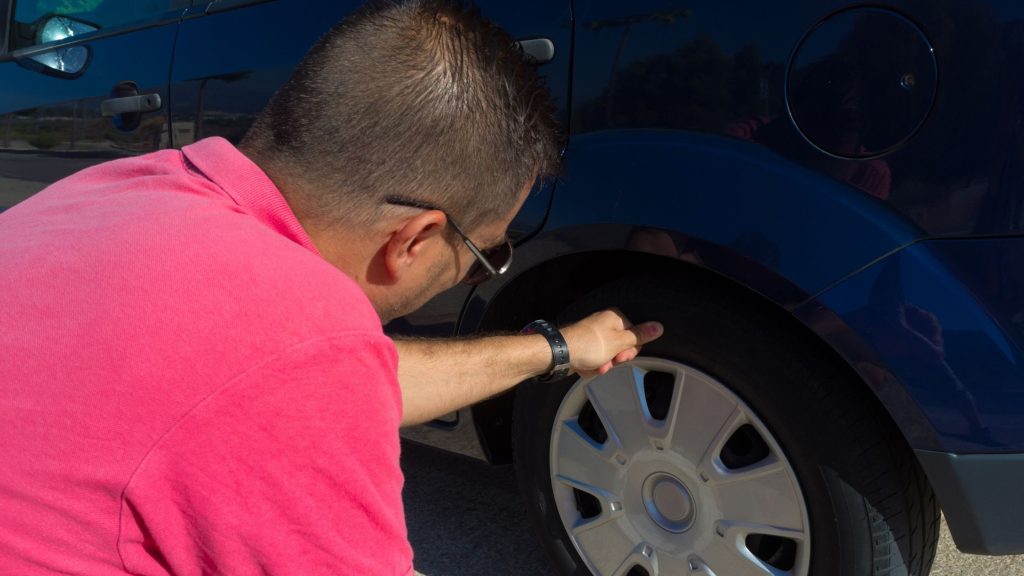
[10,0,190,49]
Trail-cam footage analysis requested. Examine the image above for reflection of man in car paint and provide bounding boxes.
[0,2,663,574]
[726,54,892,200]
[846,258,995,445]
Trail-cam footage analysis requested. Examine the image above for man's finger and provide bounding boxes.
[628,321,663,347]
[613,348,638,364]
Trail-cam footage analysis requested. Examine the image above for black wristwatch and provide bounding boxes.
[521,319,571,382]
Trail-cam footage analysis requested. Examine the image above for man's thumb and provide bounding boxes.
[629,321,664,347]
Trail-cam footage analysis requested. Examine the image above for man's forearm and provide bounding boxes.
[394,311,663,427]
[395,334,552,427]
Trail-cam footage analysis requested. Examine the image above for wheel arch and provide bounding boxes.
[459,128,937,464]
[461,232,938,465]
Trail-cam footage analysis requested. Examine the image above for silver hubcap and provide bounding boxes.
[549,358,811,576]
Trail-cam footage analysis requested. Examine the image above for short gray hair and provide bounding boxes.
[242,0,561,231]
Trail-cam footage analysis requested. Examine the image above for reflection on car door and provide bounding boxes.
[0,0,189,210]
[169,0,359,147]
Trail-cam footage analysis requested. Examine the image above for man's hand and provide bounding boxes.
[561,310,664,379]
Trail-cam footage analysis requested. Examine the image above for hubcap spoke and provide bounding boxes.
[666,370,740,462]
[713,458,806,537]
[585,365,653,453]
[686,555,721,576]
[570,515,641,575]
[695,407,807,538]
[553,419,624,499]
[655,550,694,576]
[704,520,806,576]
[610,542,659,576]
[695,407,747,482]
[555,473,623,516]
[700,537,781,576]
[718,519,807,543]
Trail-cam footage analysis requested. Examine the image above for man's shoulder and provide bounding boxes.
[47,148,196,194]
[1,147,228,227]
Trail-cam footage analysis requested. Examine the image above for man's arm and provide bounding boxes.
[395,310,663,426]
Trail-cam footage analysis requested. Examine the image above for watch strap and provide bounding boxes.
[522,319,570,382]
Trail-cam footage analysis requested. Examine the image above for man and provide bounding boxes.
[0,1,661,574]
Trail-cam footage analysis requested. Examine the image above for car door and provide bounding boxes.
[167,0,359,149]
[0,0,187,210]
[169,0,574,337]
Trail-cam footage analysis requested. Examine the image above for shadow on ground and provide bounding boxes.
[402,439,1024,576]
[401,440,554,575]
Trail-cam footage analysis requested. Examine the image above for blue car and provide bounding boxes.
[3,1,1023,575]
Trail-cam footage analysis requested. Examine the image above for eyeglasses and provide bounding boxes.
[385,196,513,286]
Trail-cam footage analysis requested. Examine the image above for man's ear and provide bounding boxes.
[382,210,448,282]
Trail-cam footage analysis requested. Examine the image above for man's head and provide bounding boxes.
[241,0,560,321]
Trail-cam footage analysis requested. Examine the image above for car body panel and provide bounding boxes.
[916,449,1024,555]
[541,130,921,301]
[571,0,1024,237]
[800,238,1024,453]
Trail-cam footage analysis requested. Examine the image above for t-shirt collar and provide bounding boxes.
[181,137,321,256]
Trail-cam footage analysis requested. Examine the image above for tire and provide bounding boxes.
[514,276,939,576]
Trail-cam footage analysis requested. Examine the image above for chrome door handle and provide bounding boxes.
[100,93,161,117]
[516,38,555,64]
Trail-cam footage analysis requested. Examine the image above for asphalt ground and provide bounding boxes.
[402,440,1024,576]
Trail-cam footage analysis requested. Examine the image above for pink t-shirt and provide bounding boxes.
[0,137,413,575]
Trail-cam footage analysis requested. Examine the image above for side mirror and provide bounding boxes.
[23,16,98,76]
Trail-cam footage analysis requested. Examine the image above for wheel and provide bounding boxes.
[514,277,939,576]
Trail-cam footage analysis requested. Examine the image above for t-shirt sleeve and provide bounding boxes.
[117,333,413,576]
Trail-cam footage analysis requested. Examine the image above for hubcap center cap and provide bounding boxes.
[642,473,695,533]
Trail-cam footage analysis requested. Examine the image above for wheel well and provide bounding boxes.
[470,250,668,463]
[469,249,918,470]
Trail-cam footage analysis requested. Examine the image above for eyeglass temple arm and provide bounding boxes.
[384,196,499,276]
[445,217,499,275]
